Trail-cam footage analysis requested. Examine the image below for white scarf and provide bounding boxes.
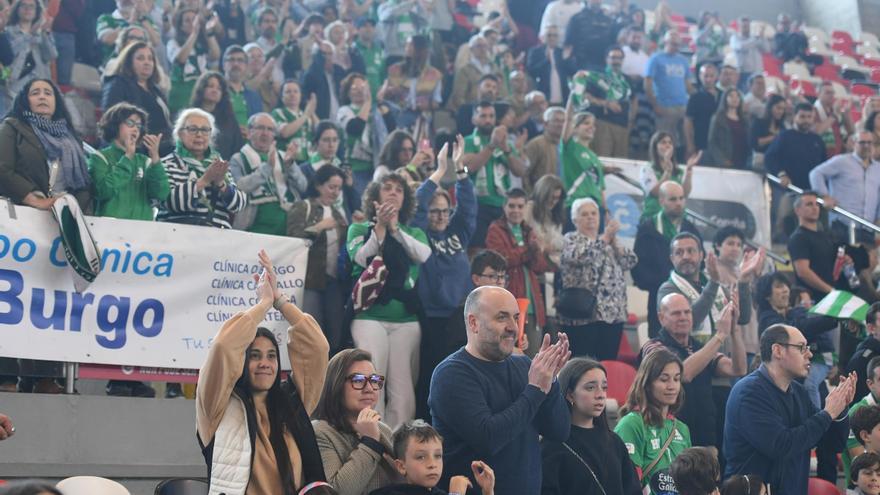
[668,270,727,343]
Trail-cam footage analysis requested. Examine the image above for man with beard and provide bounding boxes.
[724,325,855,495]
[429,286,571,495]
[455,74,502,136]
[578,45,633,158]
[223,45,263,128]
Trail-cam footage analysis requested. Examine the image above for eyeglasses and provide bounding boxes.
[124,118,144,130]
[347,373,385,390]
[428,208,451,216]
[183,126,212,135]
[250,125,276,133]
[776,342,810,354]
[225,56,247,64]
[479,272,509,284]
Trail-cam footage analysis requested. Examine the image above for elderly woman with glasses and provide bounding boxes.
[313,348,401,495]
[558,197,638,360]
[156,107,246,229]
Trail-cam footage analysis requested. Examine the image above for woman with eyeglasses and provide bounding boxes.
[557,197,637,360]
[197,250,330,495]
[755,272,836,409]
[410,136,476,421]
[313,348,401,495]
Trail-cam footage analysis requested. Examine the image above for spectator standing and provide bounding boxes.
[773,14,817,65]
[429,286,571,495]
[524,106,564,190]
[558,198,637,359]
[526,25,575,106]
[272,80,318,163]
[723,325,855,495]
[541,358,642,495]
[846,304,880,403]
[632,181,701,336]
[639,131,696,221]
[615,349,692,494]
[574,46,633,159]
[787,191,839,305]
[684,63,720,158]
[352,19,385,101]
[300,121,363,223]
[539,0,583,42]
[814,82,854,158]
[337,73,390,197]
[312,349,401,495]
[301,41,347,120]
[486,189,555,358]
[621,28,650,85]
[743,74,768,120]
[645,31,693,152]
[52,0,85,86]
[564,0,615,70]
[191,71,246,160]
[730,18,769,91]
[705,88,750,169]
[525,175,566,268]
[5,0,57,109]
[455,74,501,139]
[447,35,506,112]
[377,0,428,61]
[749,94,787,169]
[373,130,433,186]
[383,35,442,142]
[561,94,607,216]
[211,0,247,50]
[166,8,221,115]
[96,0,160,66]
[222,45,263,128]
[694,11,728,66]
[347,172,431,428]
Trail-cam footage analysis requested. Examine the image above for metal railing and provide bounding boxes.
[765,173,880,244]
[610,172,790,265]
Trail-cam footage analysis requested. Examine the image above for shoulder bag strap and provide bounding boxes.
[643,419,678,478]
[562,442,608,495]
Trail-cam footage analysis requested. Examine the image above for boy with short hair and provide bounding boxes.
[371,420,495,495]
[670,447,721,495]
[849,451,880,495]
[846,358,880,485]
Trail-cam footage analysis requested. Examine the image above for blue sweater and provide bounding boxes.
[412,179,477,317]
[723,364,849,495]
[429,348,570,495]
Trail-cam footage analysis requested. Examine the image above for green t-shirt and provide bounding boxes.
[229,88,249,127]
[96,12,158,63]
[347,222,429,323]
[354,40,385,100]
[562,137,604,209]
[465,130,517,208]
[641,166,684,221]
[271,107,310,161]
[844,393,879,486]
[614,412,692,493]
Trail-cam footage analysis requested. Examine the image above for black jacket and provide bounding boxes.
[630,217,701,293]
[563,6,616,70]
[846,336,880,404]
[525,45,575,103]
[101,74,173,154]
[300,52,349,120]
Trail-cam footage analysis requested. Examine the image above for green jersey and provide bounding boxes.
[353,40,385,100]
[465,130,519,208]
[615,412,692,493]
[88,143,170,221]
[844,393,879,486]
[562,137,604,209]
[271,107,311,161]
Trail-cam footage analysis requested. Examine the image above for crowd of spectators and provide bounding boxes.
[5,0,880,494]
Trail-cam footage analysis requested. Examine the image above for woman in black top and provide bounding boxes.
[101,41,173,155]
[541,358,641,495]
[749,94,787,169]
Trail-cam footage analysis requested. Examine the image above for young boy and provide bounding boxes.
[849,451,880,495]
[848,398,880,485]
[370,420,496,495]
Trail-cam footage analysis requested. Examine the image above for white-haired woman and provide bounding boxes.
[157,107,246,229]
[557,197,637,360]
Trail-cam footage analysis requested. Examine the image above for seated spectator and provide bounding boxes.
[273,80,318,164]
[411,138,476,420]
[196,251,329,493]
[694,11,728,66]
[670,447,721,495]
[845,303,880,402]
[705,88,750,169]
[371,420,495,495]
[312,348,400,495]
[429,286,571,495]
[541,358,641,494]
[524,107,565,191]
[448,35,506,111]
[300,120,363,223]
[486,188,555,357]
[373,130,434,188]
[558,198,637,359]
[347,172,431,428]
[749,94,787,170]
[850,451,880,495]
[384,34,442,142]
[455,74,502,137]
[96,0,161,66]
[525,175,566,267]
[337,72,391,197]
[191,71,245,160]
[684,63,720,158]
[229,113,307,235]
[720,475,766,495]
[157,108,246,229]
[4,0,57,109]
[377,0,429,62]
[843,367,880,486]
[615,348,692,493]
[166,7,221,115]
[756,272,837,408]
[631,181,701,336]
[0,77,88,394]
[102,41,173,155]
[742,74,768,120]
[639,132,696,221]
[463,101,527,249]
[223,45,265,128]
[561,95,607,219]
[642,293,746,449]
[302,41,347,120]
[443,250,509,359]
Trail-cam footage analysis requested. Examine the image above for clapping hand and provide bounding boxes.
[739,247,767,282]
[452,134,465,168]
[472,461,495,495]
[435,142,449,177]
[705,251,721,282]
[143,133,162,164]
[824,372,857,418]
[600,216,620,244]
[528,333,571,393]
[256,249,282,302]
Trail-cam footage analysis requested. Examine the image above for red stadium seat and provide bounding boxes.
[832,30,855,48]
[791,79,818,98]
[872,69,880,83]
[814,64,847,84]
[617,333,638,366]
[763,53,784,77]
[832,39,855,57]
[601,360,637,406]
[669,13,686,23]
[852,84,877,98]
[863,58,880,69]
[807,477,841,495]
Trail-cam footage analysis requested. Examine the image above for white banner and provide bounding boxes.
[0,201,310,369]
[600,158,772,248]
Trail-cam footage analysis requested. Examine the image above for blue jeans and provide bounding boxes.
[352,169,373,200]
[804,361,831,409]
[54,32,76,86]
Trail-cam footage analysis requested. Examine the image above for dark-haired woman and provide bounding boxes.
[166,7,221,114]
[191,71,244,160]
[273,80,317,163]
[614,349,692,493]
[373,129,434,188]
[300,120,363,223]
[197,250,329,494]
[705,88,750,169]
[287,165,349,352]
[347,172,431,429]
[750,95,787,169]
[638,131,697,221]
[312,348,401,495]
[542,358,641,495]
[102,41,173,155]
[5,0,57,105]
[337,73,390,197]
[0,78,89,393]
[89,102,169,220]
